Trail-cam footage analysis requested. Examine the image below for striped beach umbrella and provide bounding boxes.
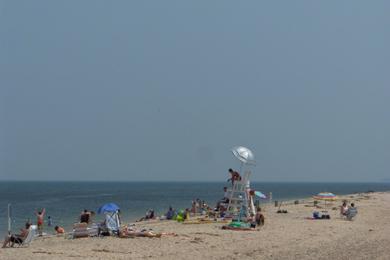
[313,192,337,201]
[254,191,267,199]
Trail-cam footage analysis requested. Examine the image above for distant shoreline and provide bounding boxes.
[1,180,389,183]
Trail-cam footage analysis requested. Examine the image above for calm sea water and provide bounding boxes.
[1,181,389,235]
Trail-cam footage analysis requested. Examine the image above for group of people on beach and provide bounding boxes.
[340,201,357,218]
[3,167,265,247]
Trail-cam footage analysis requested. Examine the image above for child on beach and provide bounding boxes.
[47,216,53,227]
[36,208,45,236]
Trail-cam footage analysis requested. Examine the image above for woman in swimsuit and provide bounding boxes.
[36,208,46,236]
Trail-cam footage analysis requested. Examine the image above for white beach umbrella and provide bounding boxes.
[231,146,256,165]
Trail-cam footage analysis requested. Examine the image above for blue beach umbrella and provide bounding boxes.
[98,203,120,214]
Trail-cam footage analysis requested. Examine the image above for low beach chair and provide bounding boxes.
[21,225,37,247]
[8,225,37,247]
[105,211,120,235]
[71,223,89,238]
[69,223,99,239]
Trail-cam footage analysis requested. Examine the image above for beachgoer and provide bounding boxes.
[166,206,175,220]
[47,216,53,227]
[36,208,46,236]
[345,203,358,220]
[184,208,190,220]
[255,207,265,226]
[139,209,155,221]
[227,168,241,186]
[249,213,257,228]
[54,226,65,234]
[146,209,155,219]
[195,199,200,213]
[2,223,30,248]
[191,201,196,214]
[80,209,90,223]
[340,201,348,216]
[347,203,357,213]
[89,211,96,224]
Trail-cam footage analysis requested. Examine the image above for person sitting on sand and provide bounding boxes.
[138,209,155,221]
[54,226,65,234]
[2,223,30,248]
[347,203,357,214]
[340,201,349,216]
[147,209,155,219]
[166,206,176,220]
[36,208,45,236]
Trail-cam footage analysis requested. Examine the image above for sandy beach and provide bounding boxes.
[1,192,389,260]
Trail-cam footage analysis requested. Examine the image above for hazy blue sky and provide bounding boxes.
[1,1,389,182]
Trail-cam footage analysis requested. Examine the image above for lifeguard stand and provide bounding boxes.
[226,146,256,220]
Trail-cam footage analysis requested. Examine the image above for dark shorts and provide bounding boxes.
[10,236,23,244]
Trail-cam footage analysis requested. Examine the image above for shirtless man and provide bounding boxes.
[2,223,30,247]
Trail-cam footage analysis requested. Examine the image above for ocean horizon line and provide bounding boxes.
[0,179,389,184]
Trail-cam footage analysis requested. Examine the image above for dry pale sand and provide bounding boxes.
[1,192,390,260]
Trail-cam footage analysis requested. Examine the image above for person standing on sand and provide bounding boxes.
[255,207,265,226]
[36,208,46,236]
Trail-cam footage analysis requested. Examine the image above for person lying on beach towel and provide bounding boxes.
[119,226,177,238]
[2,223,30,248]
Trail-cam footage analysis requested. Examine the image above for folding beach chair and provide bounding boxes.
[105,211,120,235]
[70,222,100,239]
[21,225,37,246]
[8,225,37,247]
[71,223,89,238]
